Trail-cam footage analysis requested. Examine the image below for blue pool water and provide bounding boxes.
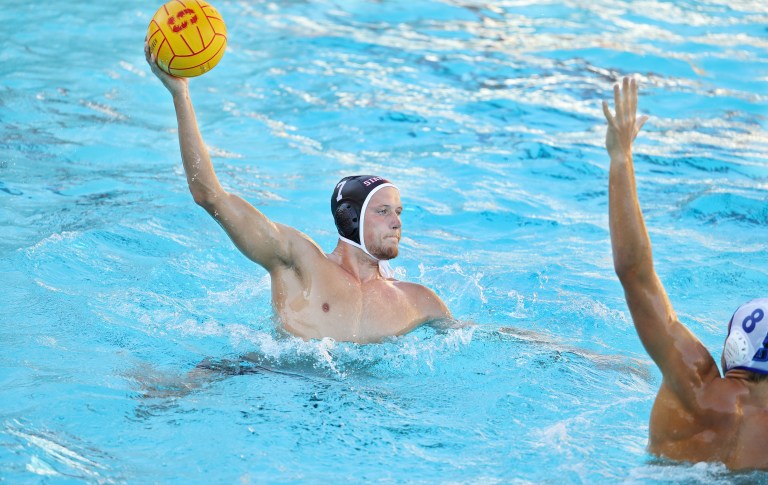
[2,0,767,482]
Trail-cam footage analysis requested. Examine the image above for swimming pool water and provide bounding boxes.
[1,0,767,483]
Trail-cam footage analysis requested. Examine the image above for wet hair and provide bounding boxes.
[747,371,768,383]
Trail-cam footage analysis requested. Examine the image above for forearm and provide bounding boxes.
[608,152,654,282]
[171,91,225,207]
[609,152,674,361]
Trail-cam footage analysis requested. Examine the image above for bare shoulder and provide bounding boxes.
[393,280,451,320]
[649,377,743,465]
[702,377,768,420]
[273,222,328,265]
[705,378,768,469]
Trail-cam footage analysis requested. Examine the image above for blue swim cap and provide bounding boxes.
[723,298,768,375]
[330,175,397,257]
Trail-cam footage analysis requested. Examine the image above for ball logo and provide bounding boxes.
[167,8,198,33]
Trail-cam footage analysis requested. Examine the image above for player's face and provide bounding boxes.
[363,187,402,260]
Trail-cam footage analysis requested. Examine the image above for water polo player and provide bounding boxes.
[144,42,452,343]
[605,77,768,470]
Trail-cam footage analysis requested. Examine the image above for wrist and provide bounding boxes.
[608,149,632,164]
[171,89,190,103]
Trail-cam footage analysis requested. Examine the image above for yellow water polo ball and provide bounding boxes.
[146,0,227,78]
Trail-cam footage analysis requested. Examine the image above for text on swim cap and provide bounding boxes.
[335,180,348,202]
[362,177,383,186]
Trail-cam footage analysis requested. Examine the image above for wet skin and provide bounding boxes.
[145,42,451,343]
[605,77,768,470]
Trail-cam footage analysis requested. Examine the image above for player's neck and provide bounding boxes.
[725,369,768,391]
[330,240,380,282]
[725,369,753,381]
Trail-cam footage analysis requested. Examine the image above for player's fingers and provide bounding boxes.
[622,77,631,120]
[613,84,623,122]
[602,100,615,124]
[636,115,649,134]
[630,78,639,117]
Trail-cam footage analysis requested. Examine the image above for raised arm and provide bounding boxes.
[603,77,719,400]
[145,43,306,271]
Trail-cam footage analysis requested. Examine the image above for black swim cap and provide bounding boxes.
[331,175,395,248]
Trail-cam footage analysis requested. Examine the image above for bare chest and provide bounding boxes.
[270,270,424,343]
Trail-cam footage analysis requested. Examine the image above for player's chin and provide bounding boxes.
[372,242,399,260]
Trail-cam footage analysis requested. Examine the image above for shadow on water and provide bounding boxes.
[495,326,653,383]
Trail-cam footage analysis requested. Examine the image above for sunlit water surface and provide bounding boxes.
[1,0,767,483]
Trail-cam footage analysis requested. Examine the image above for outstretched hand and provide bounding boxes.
[602,77,648,160]
[144,38,188,97]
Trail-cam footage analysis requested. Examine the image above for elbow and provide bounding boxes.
[613,255,653,287]
[191,189,212,209]
[190,187,224,213]
[613,261,638,284]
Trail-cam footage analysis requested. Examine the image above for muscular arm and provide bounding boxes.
[146,43,302,271]
[422,286,453,325]
[405,283,455,333]
[603,78,719,403]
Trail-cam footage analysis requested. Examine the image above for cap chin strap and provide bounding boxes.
[337,237,395,279]
[378,260,395,279]
[338,235,367,256]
